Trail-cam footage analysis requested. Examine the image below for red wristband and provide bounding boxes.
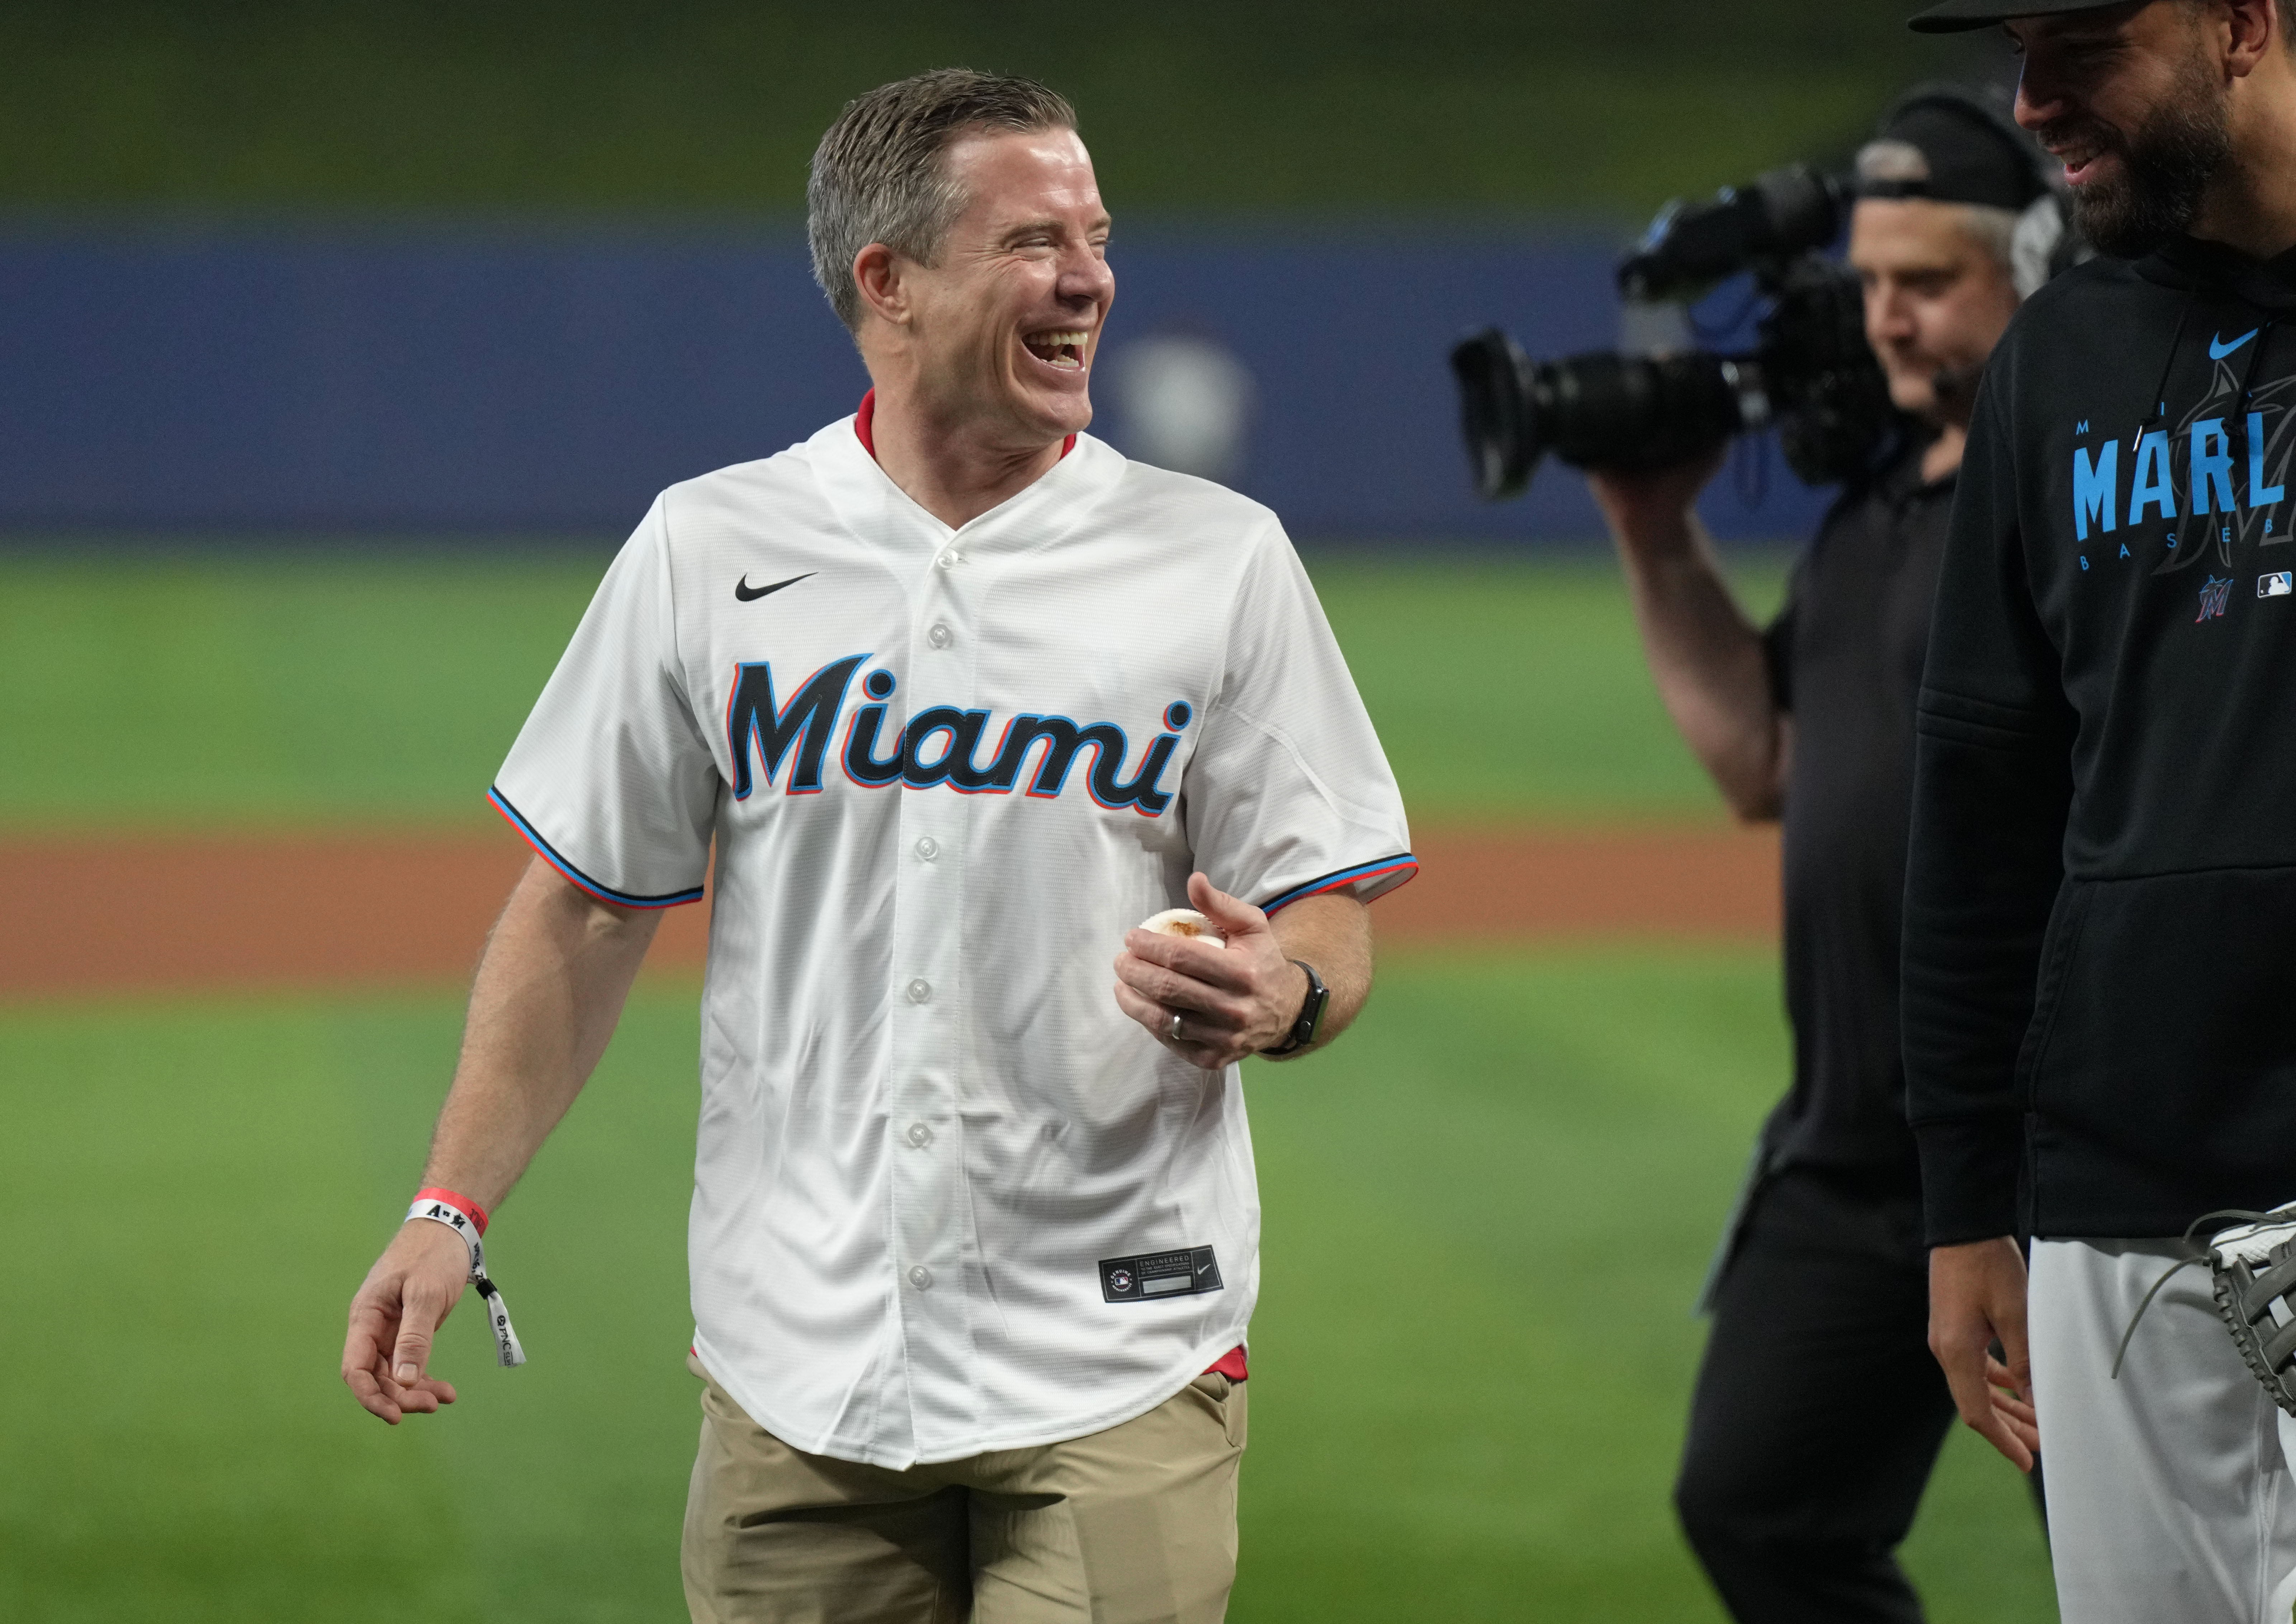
[413,1186,488,1235]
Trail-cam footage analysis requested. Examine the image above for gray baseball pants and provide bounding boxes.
[2031,1238,2296,1623]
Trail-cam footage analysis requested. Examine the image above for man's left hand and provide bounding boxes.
[1114,872,1306,1071]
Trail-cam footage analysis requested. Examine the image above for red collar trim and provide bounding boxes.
[853,388,1076,462]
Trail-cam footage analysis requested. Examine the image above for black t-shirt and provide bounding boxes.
[1757,442,1953,1195]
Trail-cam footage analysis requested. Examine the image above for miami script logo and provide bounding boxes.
[725,655,1188,817]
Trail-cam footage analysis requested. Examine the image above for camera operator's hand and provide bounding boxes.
[1586,442,1787,822]
[1585,443,1730,553]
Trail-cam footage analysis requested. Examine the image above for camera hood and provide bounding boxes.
[1450,330,1541,500]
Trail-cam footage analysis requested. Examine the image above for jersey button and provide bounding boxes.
[934,549,965,571]
[906,1121,934,1148]
[927,622,954,649]
[906,978,932,1004]
[908,1265,934,1290]
[915,836,939,861]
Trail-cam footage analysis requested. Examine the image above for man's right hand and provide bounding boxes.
[1928,1235,2039,1471]
[343,1218,470,1424]
[1584,442,1729,547]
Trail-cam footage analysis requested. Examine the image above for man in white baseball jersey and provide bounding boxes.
[340,69,1415,1623]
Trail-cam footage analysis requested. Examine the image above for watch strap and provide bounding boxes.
[1261,959,1328,1057]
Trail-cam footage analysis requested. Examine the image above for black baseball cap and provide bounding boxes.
[1857,86,2051,209]
[1908,0,2140,34]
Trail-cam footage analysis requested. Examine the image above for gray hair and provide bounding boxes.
[806,69,1078,332]
[1954,202,2021,269]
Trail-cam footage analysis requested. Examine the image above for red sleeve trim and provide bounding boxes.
[1260,854,1419,916]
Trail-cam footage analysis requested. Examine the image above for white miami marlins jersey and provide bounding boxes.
[491,411,1414,1469]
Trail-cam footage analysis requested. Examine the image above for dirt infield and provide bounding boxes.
[0,823,1779,997]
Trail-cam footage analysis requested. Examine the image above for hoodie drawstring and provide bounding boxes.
[2238,317,2280,408]
[2132,297,2198,457]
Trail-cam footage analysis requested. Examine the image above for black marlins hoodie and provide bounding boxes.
[1903,235,2296,1246]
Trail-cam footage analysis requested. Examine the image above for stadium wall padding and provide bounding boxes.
[0,223,1831,542]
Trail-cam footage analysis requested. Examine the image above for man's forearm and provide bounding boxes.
[1591,472,1788,820]
[1614,513,1787,819]
[1269,892,1372,1054]
[421,855,664,1209]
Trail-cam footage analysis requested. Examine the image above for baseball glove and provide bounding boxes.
[2113,1203,2296,1417]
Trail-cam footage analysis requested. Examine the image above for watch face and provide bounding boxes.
[1292,960,1327,1044]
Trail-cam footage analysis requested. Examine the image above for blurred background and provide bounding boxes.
[0,0,2021,541]
[0,4,2058,1620]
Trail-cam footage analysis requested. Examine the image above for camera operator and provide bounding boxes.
[1586,91,2047,1624]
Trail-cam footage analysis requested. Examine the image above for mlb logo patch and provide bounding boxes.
[2263,572,2293,598]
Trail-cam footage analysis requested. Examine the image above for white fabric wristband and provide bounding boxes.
[405,1191,527,1368]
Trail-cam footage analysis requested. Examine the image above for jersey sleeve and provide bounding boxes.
[1900,365,2077,1245]
[1183,518,1416,914]
[489,497,719,907]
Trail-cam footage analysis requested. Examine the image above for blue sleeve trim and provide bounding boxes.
[487,787,706,910]
[1259,853,1418,915]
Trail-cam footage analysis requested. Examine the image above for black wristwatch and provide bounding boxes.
[1260,960,1328,1057]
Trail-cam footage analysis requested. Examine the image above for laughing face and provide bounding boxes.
[899,126,1114,448]
[2010,0,2232,258]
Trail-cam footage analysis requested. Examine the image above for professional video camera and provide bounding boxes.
[1450,164,1897,501]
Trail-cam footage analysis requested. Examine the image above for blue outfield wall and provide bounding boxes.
[0,222,1832,543]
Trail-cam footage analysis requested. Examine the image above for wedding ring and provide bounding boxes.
[1166,1010,1185,1043]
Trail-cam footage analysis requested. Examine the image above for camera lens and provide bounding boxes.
[1450,330,1540,500]
[1450,331,1745,496]
[1529,351,1740,471]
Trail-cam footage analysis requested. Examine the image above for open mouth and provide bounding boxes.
[1022,329,1091,372]
[2043,126,2115,186]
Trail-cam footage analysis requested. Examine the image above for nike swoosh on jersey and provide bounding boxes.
[2211,328,2261,360]
[734,572,815,602]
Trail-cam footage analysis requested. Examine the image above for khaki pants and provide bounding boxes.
[682,1355,1248,1624]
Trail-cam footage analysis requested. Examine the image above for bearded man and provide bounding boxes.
[1900,1,2296,1619]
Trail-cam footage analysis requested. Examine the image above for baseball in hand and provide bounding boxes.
[1140,907,1226,946]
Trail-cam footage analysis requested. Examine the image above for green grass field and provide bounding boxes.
[0,553,2056,1621]
[0,551,1769,830]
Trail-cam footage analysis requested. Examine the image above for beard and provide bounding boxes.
[2049,50,2232,259]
